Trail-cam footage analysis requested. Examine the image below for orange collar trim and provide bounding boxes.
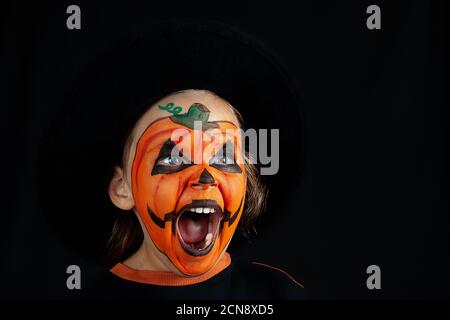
[110,253,231,287]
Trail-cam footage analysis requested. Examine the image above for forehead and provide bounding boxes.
[140,119,240,150]
[128,91,240,159]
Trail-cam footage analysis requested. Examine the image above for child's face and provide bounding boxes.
[125,91,246,275]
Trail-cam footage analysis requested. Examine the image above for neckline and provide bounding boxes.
[110,253,231,286]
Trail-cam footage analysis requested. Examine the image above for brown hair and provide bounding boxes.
[105,95,267,267]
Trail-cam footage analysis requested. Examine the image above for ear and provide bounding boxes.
[108,166,135,210]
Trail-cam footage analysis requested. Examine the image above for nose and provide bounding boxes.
[191,169,217,189]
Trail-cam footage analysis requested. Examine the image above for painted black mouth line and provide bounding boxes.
[148,198,243,228]
[147,200,220,230]
[180,199,221,211]
[148,207,175,229]
[147,197,244,256]
[222,198,243,226]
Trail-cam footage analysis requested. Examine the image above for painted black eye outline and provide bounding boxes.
[151,139,192,175]
[209,140,242,173]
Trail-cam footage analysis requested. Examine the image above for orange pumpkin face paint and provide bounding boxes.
[131,103,246,276]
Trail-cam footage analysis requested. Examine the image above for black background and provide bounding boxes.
[1,0,448,299]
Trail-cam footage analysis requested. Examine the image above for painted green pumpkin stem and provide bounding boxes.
[158,102,182,115]
[159,102,219,130]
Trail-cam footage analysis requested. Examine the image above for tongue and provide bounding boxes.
[178,212,209,244]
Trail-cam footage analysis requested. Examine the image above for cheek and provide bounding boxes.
[139,175,179,213]
[152,175,185,213]
[135,157,190,214]
[216,173,246,204]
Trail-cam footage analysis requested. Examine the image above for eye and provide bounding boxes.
[208,141,242,174]
[151,139,193,175]
[209,153,235,166]
[156,154,184,167]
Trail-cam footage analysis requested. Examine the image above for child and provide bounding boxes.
[100,89,305,299]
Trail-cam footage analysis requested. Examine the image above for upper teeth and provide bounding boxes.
[189,207,216,214]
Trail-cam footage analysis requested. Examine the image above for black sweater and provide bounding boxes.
[87,257,305,300]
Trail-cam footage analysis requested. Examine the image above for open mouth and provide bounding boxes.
[176,200,222,256]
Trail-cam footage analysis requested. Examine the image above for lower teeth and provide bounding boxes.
[205,233,213,246]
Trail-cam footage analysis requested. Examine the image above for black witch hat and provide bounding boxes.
[38,20,305,264]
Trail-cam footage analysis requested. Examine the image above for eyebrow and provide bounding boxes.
[134,126,179,156]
